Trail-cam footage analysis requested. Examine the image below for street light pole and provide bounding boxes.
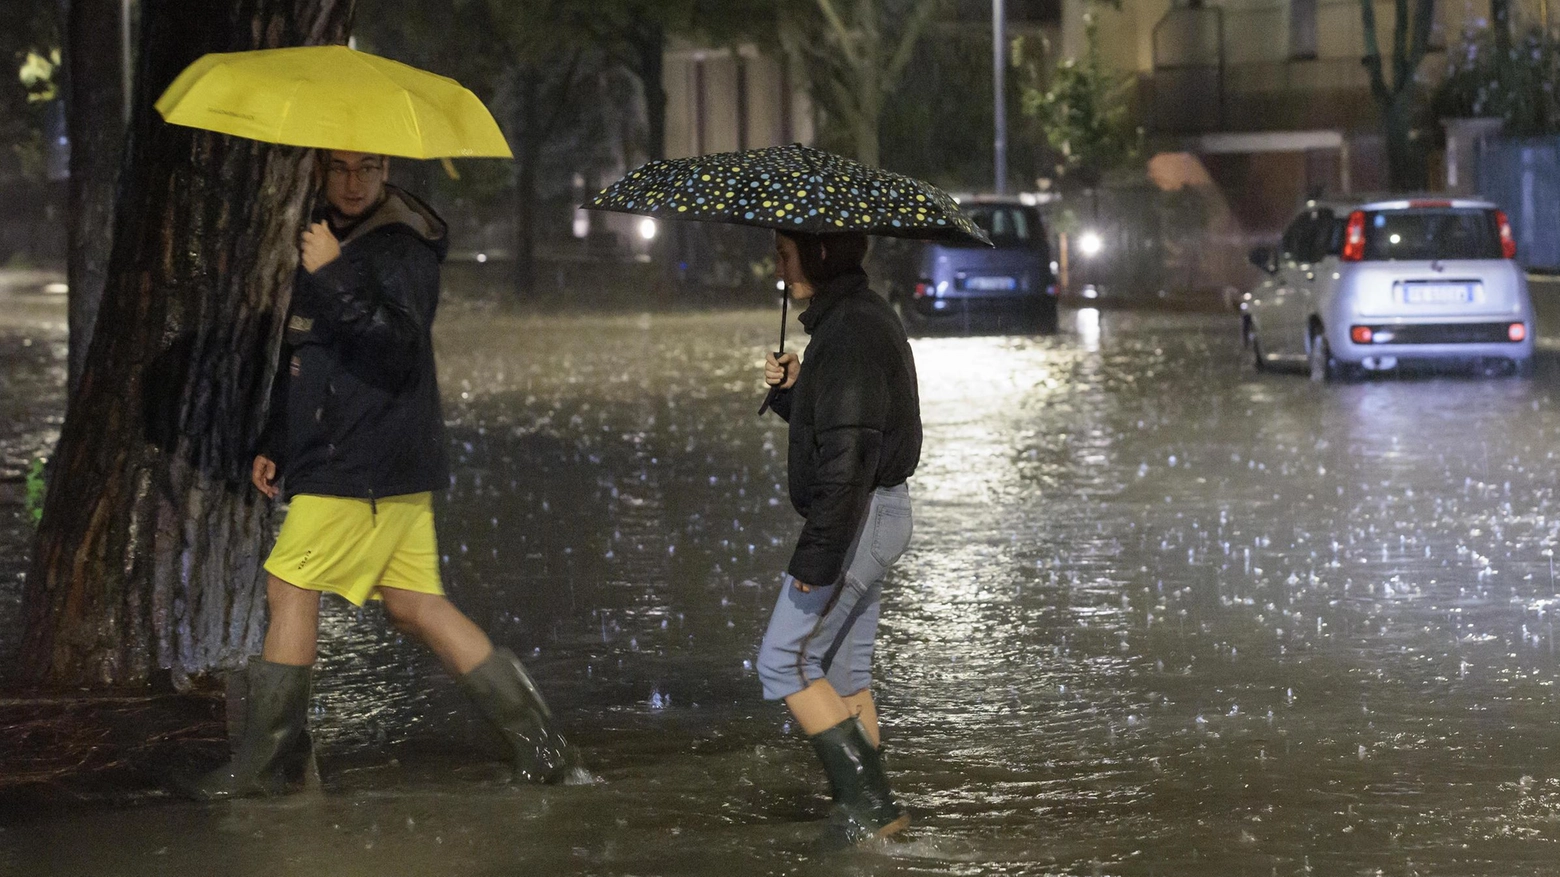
[993,0,1007,194]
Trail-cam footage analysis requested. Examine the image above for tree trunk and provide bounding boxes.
[20,0,356,690]
[62,0,127,399]
[632,20,667,162]
[852,88,881,167]
[1384,92,1426,191]
[1493,0,1512,57]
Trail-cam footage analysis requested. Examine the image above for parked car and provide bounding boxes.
[1242,196,1534,380]
[869,196,1059,334]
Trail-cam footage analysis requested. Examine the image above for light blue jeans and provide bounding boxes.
[757,483,913,701]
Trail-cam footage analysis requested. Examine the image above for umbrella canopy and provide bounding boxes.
[586,144,992,246]
[155,45,511,159]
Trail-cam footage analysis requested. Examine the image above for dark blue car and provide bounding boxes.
[869,196,1058,334]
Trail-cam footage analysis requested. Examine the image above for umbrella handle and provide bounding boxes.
[758,350,787,415]
[759,284,789,417]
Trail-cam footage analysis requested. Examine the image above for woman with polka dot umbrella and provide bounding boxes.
[586,143,991,414]
[591,144,985,847]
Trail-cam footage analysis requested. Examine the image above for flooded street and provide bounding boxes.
[7,289,1560,875]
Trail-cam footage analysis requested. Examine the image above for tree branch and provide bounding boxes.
[813,0,863,69]
[883,0,943,87]
[1359,0,1393,105]
[1391,0,1410,96]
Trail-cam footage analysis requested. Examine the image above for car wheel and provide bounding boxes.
[1308,331,1336,383]
[1515,357,1536,379]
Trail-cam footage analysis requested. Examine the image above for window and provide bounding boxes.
[1362,209,1502,261]
[1281,214,1314,263]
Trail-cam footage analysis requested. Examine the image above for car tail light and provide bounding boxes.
[1509,322,1527,341]
[1408,200,1453,209]
[913,280,933,298]
[1342,210,1367,261]
[1496,210,1517,259]
[1350,325,1373,344]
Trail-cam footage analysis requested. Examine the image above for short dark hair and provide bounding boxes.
[781,231,869,285]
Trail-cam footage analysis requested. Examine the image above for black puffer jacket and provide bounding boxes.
[770,270,922,585]
[258,185,451,501]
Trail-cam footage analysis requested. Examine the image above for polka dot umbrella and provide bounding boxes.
[586,144,992,415]
[585,143,992,246]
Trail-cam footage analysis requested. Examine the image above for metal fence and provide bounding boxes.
[1478,137,1560,271]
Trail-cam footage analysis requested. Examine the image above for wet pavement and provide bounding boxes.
[6,283,1560,874]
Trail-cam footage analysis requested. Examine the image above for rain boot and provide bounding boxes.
[180,658,312,800]
[457,648,572,783]
[810,716,910,847]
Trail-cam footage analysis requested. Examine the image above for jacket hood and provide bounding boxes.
[799,269,871,334]
[340,184,450,262]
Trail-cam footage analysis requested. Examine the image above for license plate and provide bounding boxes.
[964,276,1017,291]
[1402,283,1474,304]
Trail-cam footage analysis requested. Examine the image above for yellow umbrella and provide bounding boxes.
[154,45,512,160]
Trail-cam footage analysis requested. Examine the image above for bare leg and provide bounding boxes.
[262,574,321,666]
[840,689,880,747]
[783,678,853,735]
[380,588,494,676]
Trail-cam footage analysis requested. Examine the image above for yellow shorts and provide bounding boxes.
[263,492,443,606]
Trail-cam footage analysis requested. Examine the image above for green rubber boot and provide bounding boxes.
[180,659,312,800]
[457,648,572,783]
[810,717,910,847]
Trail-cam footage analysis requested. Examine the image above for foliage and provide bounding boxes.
[24,456,47,527]
[877,23,1046,192]
[780,0,947,166]
[19,49,60,103]
[1434,24,1560,135]
[1019,13,1140,190]
[0,3,59,182]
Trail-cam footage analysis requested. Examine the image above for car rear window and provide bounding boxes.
[1363,209,1502,260]
[961,205,1043,248]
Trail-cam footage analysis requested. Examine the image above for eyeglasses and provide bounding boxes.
[326,164,384,183]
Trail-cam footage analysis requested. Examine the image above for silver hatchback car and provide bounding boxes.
[1242,197,1534,380]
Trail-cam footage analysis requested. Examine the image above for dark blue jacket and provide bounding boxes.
[770,270,922,585]
[258,185,450,501]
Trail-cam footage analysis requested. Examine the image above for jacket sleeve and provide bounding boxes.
[768,386,793,421]
[785,346,890,586]
[297,233,437,389]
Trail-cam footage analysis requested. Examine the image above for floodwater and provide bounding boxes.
[6,284,1560,875]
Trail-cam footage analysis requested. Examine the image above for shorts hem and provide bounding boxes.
[263,561,376,607]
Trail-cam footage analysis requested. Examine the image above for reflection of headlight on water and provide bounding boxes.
[638,218,658,241]
[1076,307,1101,351]
[1078,231,1103,257]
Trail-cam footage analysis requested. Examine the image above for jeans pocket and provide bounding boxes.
[869,503,913,567]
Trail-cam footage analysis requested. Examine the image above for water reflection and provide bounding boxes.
[7,303,1560,875]
[1075,306,1101,352]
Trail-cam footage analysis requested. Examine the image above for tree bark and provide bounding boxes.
[1360,0,1434,191]
[61,0,127,399]
[20,0,356,690]
[630,18,667,161]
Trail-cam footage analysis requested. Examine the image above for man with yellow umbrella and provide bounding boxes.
[158,46,574,797]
